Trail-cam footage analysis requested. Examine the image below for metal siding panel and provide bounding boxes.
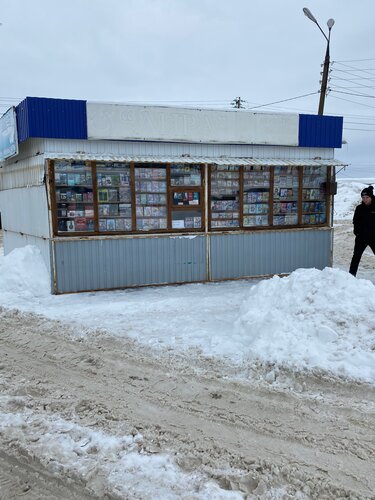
[42,138,335,161]
[0,186,49,237]
[15,99,29,143]
[47,153,344,167]
[52,230,331,293]
[210,230,332,280]
[16,97,87,141]
[54,235,206,293]
[299,114,343,148]
[87,103,299,146]
[0,160,45,189]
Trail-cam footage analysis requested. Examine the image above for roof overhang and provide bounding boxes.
[46,153,347,167]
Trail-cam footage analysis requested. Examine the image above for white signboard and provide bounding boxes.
[87,103,299,146]
[0,107,18,160]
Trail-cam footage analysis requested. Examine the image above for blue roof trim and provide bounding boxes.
[299,114,343,148]
[16,97,87,142]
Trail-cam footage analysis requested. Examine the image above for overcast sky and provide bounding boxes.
[1,0,374,175]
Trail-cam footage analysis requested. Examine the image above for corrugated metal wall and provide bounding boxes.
[0,159,45,190]
[42,138,335,161]
[210,229,332,279]
[16,97,87,142]
[53,235,206,293]
[52,229,332,293]
[0,140,45,190]
[0,185,50,237]
[299,115,343,148]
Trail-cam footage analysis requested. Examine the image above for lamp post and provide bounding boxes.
[303,8,335,115]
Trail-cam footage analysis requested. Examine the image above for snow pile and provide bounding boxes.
[1,244,375,383]
[0,245,50,300]
[236,267,375,382]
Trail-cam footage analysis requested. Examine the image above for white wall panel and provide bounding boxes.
[0,185,50,237]
[87,103,300,146]
[42,138,334,161]
[0,139,45,189]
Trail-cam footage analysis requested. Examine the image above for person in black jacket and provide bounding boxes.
[349,185,375,276]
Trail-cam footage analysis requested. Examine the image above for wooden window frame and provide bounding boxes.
[51,160,330,237]
[51,160,206,236]
[207,164,330,232]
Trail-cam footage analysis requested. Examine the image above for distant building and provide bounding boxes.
[0,97,345,293]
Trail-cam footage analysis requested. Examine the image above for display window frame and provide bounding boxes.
[207,164,330,232]
[50,160,206,236]
[208,164,241,230]
[50,160,330,237]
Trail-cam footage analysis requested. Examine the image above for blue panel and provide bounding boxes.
[299,114,343,148]
[16,97,87,142]
[16,99,30,143]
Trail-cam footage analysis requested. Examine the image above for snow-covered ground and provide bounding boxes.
[1,178,374,384]
[1,177,375,499]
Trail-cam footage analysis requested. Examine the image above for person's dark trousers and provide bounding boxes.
[349,237,375,276]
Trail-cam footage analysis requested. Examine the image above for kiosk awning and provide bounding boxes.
[47,153,347,167]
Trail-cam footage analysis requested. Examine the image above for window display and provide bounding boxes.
[54,160,95,233]
[52,160,330,236]
[302,166,327,224]
[170,165,203,229]
[97,162,132,232]
[243,166,270,227]
[135,165,168,231]
[171,210,202,229]
[273,166,299,226]
[210,165,240,228]
[170,164,202,186]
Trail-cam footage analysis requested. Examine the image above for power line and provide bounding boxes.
[330,74,375,85]
[330,89,375,99]
[330,83,375,91]
[345,120,375,125]
[337,112,375,120]
[333,58,375,63]
[344,127,375,131]
[247,91,319,110]
[329,93,375,109]
[330,68,375,82]
[333,62,375,77]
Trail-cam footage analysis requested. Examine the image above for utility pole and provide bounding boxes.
[232,97,244,109]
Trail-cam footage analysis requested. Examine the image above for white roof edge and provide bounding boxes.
[45,153,347,167]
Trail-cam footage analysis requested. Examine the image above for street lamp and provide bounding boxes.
[303,7,335,115]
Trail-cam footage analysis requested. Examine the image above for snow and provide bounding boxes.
[1,179,375,385]
[0,407,242,499]
[236,267,375,382]
[1,177,375,497]
[334,177,373,220]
